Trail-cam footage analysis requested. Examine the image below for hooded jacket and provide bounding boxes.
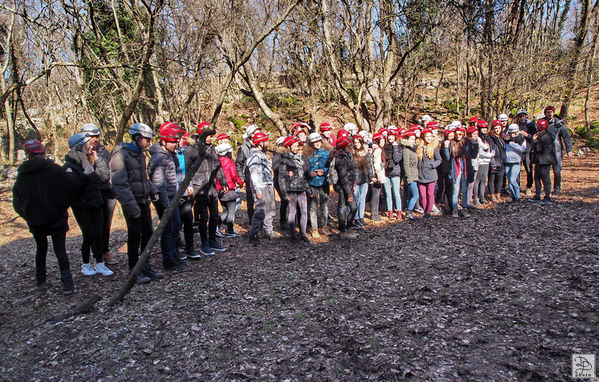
[235,138,253,180]
[532,131,557,165]
[504,135,527,164]
[217,153,244,190]
[383,142,402,178]
[371,143,386,184]
[417,144,442,183]
[13,157,72,233]
[109,142,158,218]
[487,134,506,169]
[148,143,179,208]
[332,149,357,196]
[278,152,310,199]
[306,148,330,188]
[247,147,273,193]
[95,143,115,199]
[63,149,109,210]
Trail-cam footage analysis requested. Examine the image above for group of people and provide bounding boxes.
[12,105,573,294]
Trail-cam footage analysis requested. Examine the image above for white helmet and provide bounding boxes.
[344,122,358,134]
[215,142,233,156]
[275,136,286,146]
[81,123,100,136]
[129,123,153,138]
[308,132,322,143]
[498,113,509,122]
[244,124,260,137]
[421,115,432,124]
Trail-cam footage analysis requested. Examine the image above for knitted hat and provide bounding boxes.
[24,139,45,156]
[544,105,555,113]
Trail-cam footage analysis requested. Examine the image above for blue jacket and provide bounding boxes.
[504,136,526,164]
[307,148,330,187]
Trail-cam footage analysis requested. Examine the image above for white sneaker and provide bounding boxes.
[95,262,114,276]
[81,263,97,276]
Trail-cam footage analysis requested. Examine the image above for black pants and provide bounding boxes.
[534,163,552,198]
[197,195,219,243]
[124,202,153,269]
[474,164,489,201]
[245,175,255,222]
[337,188,357,232]
[179,196,194,251]
[219,199,237,233]
[488,167,505,195]
[33,232,70,286]
[102,198,116,254]
[523,153,534,189]
[73,207,104,264]
[370,183,383,217]
[442,175,454,211]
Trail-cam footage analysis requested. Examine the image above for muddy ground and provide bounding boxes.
[0,154,597,381]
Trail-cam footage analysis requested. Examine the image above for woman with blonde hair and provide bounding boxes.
[417,128,442,219]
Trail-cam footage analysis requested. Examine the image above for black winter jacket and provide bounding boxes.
[149,143,178,208]
[332,150,357,196]
[384,143,402,177]
[235,138,253,180]
[185,143,226,199]
[487,134,506,169]
[109,142,158,218]
[13,157,72,234]
[278,152,310,199]
[532,131,557,165]
[63,149,109,210]
[95,143,115,199]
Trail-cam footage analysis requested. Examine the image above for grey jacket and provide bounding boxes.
[247,147,273,193]
[417,147,442,183]
[148,143,178,208]
[109,142,157,218]
[402,142,419,184]
[235,138,253,180]
[185,143,226,199]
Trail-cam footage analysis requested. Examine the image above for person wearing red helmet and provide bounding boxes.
[401,131,420,219]
[504,124,527,202]
[437,126,456,210]
[487,120,506,203]
[278,136,310,243]
[185,122,228,255]
[417,129,442,219]
[319,121,334,145]
[149,124,187,270]
[329,132,358,238]
[13,140,75,294]
[247,132,278,245]
[370,132,387,223]
[291,122,309,143]
[236,124,261,222]
[352,134,375,227]
[472,120,494,205]
[530,119,556,204]
[541,105,573,195]
[383,127,403,220]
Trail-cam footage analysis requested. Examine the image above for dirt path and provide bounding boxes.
[0,154,597,380]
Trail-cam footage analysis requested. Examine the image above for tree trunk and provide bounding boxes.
[240,65,287,135]
[5,96,15,164]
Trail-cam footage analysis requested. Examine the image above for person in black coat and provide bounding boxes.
[12,140,74,294]
[530,119,556,203]
[487,121,506,202]
[330,131,358,238]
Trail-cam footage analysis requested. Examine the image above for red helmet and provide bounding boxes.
[477,119,489,128]
[336,129,350,141]
[319,122,332,132]
[159,122,180,142]
[455,126,466,133]
[468,116,479,125]
[216,133,230,142]
[335,136,352,148]
[377,127,388,134]
[291,122,308,136]
[403,131,415,138]
[24,139,45,156]
[409,124,421,131]
[283,135,299,147]
[537,119,549,131]
[252,132,269,146]
[426,121,439,129]
[467,126,478,135]
[196,121,211,135]
[421,128,433,136]
[492,119,503,127]
[181,132,191,147]
[372,132,385,142]
[443,128,454,137]
[387,128,399,137]
[544,105,555,113]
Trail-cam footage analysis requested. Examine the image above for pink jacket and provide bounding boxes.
[217,155,243,191]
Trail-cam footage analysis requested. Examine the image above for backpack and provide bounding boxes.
[326,157,338,185]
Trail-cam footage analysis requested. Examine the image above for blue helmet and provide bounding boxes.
[68,133,91,149]
[129,123,153,139]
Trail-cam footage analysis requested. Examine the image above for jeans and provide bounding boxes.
[124,202,153,269]
[451,171,469,210]
[505,162,522,200]
[155,201,181,263]
[250,185,275,236]
[338,188,357,232]
[33,233,70,285]
[309,186,328,228]
[353,182,368,219]
[288,191,308,237]
[385,176,402,211]
[418,182,435,214]
[73,207,104,264]
[407,182,420,211]
[234,188,242,213]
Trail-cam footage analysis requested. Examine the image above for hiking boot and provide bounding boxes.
[177,252,187,260]
[142,262,164,280]
[95,262,114,276]
[104,253,118,265]
[249,233,260,246]
[81,263,97,277]
[300,235,310,244]
[209,240,226,252]
[552,189,561,196]
[528,196,541,202]
[135,273,151,285]
[186,248,202,259]
[200,243,215,256]
[164,258,186,271]
[61,270,74,295]
[406,211,419,220]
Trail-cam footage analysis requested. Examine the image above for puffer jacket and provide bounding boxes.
[13,157,72,232]
[95,143,115,199]
[235,138,253,180]
[63,149,108,210]
[402,141,419,184]
[504,135,526,164]
[532,131,556,165]
[371,144,386,183]
[417,145,442,183]
[217,154,244,190]
[109,142,157,218]
[332,150,357,196]
[247,147,273,193]
[278,152,310,198]
[383,143,402,178]
[185,143,225,198]
[487,134,506,169]
[148,143,178,208]
[307,148,330,187]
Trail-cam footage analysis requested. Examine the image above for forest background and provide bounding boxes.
[1,0,599,163]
